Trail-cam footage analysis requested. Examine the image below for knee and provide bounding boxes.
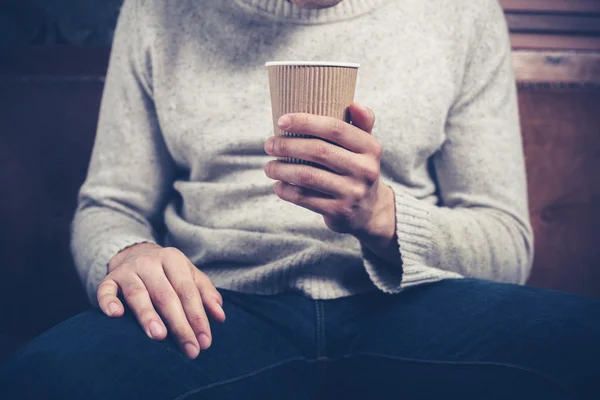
[0,309,142,398]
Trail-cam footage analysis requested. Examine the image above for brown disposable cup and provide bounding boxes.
[266,61,360,166]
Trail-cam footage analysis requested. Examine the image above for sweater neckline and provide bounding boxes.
[234,0,386,24]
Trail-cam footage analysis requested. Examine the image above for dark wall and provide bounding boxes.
[0,0,123,45]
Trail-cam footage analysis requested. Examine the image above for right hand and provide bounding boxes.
[97,243,226,359]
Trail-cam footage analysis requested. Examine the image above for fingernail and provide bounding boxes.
[149,320,164,339]
[198,333,211,350]
[264,137,274,154]
[108,302,120,315]
[214,305,226,322]
[278,115,292,130]
[184,343,199,359]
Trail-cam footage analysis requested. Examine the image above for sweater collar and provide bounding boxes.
[234,0,386,24]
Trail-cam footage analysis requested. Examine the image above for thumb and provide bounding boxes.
[348,102,376,134]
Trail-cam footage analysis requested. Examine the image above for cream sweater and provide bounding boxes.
[72,0,533,304]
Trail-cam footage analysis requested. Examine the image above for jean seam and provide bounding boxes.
[346,351,574,395]
[315,301,325,358]
[320,302,326,358]
[172,356,307,400]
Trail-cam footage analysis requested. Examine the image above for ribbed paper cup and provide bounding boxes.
[266,61,359,166]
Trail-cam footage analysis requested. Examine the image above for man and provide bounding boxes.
[1,0,599,398]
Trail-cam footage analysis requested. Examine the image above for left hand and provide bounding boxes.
[263,103,396,244]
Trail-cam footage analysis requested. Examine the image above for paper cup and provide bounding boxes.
[266,61,359,166]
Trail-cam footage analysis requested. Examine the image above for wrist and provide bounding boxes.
[356,182,396,249]
[108,241,159,272]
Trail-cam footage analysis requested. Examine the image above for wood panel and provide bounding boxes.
[501,0,600,51]
[513,50,600,83]
[500,0,600,13]
[519,87,600,297]
[511,33,600,51]
[506,13,600,34]
[512,47,600,296]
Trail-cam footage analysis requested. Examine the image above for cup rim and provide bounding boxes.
[265,61,360,68]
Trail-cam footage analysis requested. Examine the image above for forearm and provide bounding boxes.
[357,186,533,286]
[71,0,175,304]
[428,204,533,284]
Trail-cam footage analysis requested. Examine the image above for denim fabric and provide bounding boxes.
[1,278,599,399]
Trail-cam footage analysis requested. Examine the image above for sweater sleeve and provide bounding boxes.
[71,0,175,305]
[364,1,534,293]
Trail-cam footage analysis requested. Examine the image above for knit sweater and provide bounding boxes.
[72,0,534,304]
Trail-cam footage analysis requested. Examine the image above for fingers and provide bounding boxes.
[119,273,168,342]
[97,278,124,317]
[138,265,201,359]
[273,181,338,217]
[276,107,376,154]
[160,251,213,351]
[265,136,360,176]
[192,266,226,323]
[265,160,349,197]
[101,244,223,360]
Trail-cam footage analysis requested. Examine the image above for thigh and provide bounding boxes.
[0,290,318,400]
[338,279,600,399]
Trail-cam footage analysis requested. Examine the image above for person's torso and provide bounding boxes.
[136,0,479,295]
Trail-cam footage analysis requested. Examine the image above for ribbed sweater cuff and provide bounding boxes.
[85,235,156,306]
[363,188,436,293]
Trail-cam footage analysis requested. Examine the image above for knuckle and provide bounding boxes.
[171,323,192,338]
[361,162,380,183]
[372,141,383,159]
[194,268,210,283]
[135,254,157,268]
[178,284,199,301]
[337,149,351,168]
[314,141,331,162]
[298,168,318,186]
[298,114,310,131]
[330,119,346,139]
[110,262,130,275]
[188,314,208,330]
[153,289,176,307]
[350,185,367,200]
[196,267,209,278]
[336,204,355,220]
[321,204,337,218]
[275,138,289,155]
[158,247,181,260]
[98,279,113,291]
[124,283,147,299]
[97,292,113,305]
[285,185,302,203]
[97,286,116,301]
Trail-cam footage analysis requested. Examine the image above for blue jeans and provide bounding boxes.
[1,279,599,399]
